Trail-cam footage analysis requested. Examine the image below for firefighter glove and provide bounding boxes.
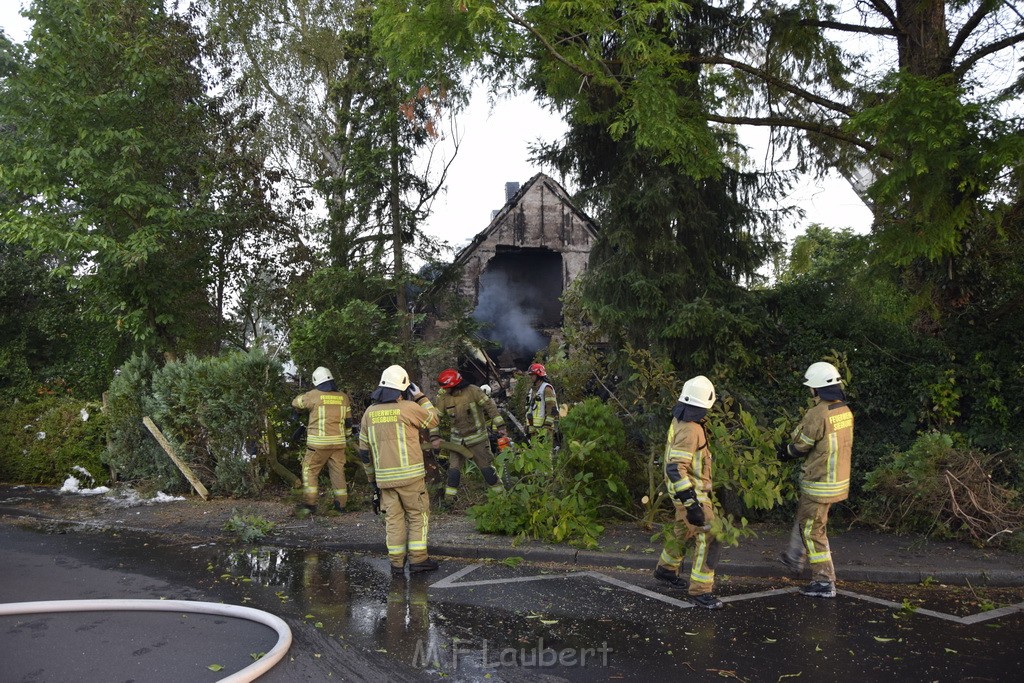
[371,484,382,515]
[675,488,705,526]
[777,443,796,461]
[685,502,706,527]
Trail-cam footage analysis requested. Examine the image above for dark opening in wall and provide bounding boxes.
[473,247,563,367]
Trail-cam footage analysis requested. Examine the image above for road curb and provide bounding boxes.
[6,508,1024,587]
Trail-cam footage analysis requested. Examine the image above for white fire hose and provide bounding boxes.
[0,599,292,682]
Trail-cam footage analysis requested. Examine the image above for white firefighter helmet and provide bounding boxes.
[803,362,843,388]
[480,384,492,398]
[379,364,411,391]
[312,366,334,385]
[679,375,716,408]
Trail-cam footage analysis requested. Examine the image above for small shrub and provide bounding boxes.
[223,509,276,544]
[105,354,178,490]
[106,350,286,496]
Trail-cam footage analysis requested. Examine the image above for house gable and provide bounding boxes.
[453,172,597,308]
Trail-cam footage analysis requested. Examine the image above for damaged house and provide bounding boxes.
[435,172,598,372]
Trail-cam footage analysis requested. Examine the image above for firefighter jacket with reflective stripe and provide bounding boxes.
[292,389,352,447]
[789,398,854,503]
[429,385,504,446]
[663,419,713,505]
[358,397,439,489]
[526,381,557,431]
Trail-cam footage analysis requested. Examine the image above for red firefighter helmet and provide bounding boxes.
[437,368,463,388]
[527,363,547,377]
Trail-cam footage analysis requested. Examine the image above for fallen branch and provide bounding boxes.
[143,416,209,501]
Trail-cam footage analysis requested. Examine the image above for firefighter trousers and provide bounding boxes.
[656,500,720,596]
[445,440,496,498]
[786,495,836,583]
[382,478,430,568]
[302,446,348,507]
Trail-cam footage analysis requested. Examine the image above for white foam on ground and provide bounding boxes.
[59,476,110,496]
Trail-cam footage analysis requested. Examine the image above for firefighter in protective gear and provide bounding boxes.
[653,375,724,610]
[776,361,854,598]
[358,365,440,576]
[429,368,505,505]
[525,363,557,440]
[291,366,353,516]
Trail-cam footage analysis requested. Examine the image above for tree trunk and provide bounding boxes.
[263,414,299,487]
[390,120,411,345]
[896,0,950,77]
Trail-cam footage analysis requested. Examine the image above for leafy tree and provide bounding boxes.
[377,1,1024,318]
[201,0,460,350]
[287,267,405,404]
[0,0,227,354]
[0,244,123,398]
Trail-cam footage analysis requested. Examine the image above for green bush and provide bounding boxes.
[151,350,286,497]
[105,354,180,490]
[0,396,107,485]
[106,350,288,496]
[288,268,403,405]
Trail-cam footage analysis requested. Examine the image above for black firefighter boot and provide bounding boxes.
[653,565,686,588]
[409,558,440,573]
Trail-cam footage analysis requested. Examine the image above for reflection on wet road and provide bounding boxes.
[2,525,1022,681]
[221,541,1024,681]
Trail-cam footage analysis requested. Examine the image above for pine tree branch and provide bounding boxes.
[947,0,998,65]
[955,30,1024,78]
[866,0,905,34]
[798,19,898,36]
[695,56,855,116]
[705,113,878,153]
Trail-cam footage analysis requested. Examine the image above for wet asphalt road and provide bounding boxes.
[1,523,1022,682]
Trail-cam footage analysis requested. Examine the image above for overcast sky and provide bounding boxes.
[1,3,873,256]
[420,89,873,254]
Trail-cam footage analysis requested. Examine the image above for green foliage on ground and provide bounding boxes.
[0,396,107,485]
[863,433,1024,545]
[559,397,631,510]
[469,438,609,549]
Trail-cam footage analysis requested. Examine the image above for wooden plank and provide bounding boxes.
[142,416,209,500]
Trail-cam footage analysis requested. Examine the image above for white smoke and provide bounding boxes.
[473,269,546,356]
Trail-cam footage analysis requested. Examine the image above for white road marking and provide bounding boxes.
[430,564,1023,623]
[582,571,694,609]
